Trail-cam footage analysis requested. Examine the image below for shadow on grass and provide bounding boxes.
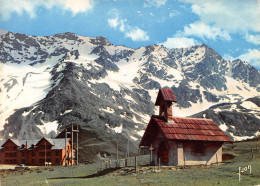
[48,168,120,180]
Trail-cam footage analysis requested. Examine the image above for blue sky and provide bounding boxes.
[0,0,259,69]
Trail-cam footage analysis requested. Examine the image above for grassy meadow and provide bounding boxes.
[0,139,259,186]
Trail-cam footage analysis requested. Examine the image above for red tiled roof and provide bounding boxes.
[139,116,232,146]
[155,88,177,105]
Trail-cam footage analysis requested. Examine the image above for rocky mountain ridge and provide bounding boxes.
[0,31,259,161]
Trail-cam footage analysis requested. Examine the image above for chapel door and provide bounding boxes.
[158,141,168,164]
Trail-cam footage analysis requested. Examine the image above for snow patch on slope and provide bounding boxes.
[229,132,256,141]
[36,120,59,136]
[105,123,123,133]
[0,64,53,130]
[219,123,228,132]
[241,101,258,110]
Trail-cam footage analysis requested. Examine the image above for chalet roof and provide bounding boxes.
[0,138,71,150]
[1,139,21,147]
[139,115,232,146]
[19,139,41,148]
[0,140,5,150]
[155,88,177,105]
[44,138,55,145]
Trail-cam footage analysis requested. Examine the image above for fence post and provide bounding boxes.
[239,167,241,181]
[101,161,104,170]
[109,160,111,168]
[158,158,160,170]
[125,158,127,167]
[135,156,137,173]
[183,156,186,168]
[251,149,254,159]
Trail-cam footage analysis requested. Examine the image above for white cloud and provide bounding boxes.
[137,10,142,16]
[165,22,231,47]
[0,0,94,20]
[225,49,260,69]
[182,0,260,33]
[108,17,119,29]
[144,0,167,8]
[223,54,235,61]
[169,12,175,18]
[107,11,149,42]
[162,36,198,48]
[183,22,231,41]
[62,0,94,16]
[176,0,260,44]
[169,10,180,18]
[245,34,260,45]
[238,49,260,68]
[125,27,149,41]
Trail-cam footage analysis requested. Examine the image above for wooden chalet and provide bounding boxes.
[0,137,75,166]
[139,88,232,166]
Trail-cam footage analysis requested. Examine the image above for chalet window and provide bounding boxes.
[56,158,59,163]
[5,147,8,150]
[47,159,51,162]
[47,145,52,149]
[39,159,44,163]
[14,153,17,157]
[39,152,45,156]
[56,151,59,156]
[22,152,25,157]
[22,159,25,164]
[192,143,205,156]
[14,159,17,164]
[40,145,45,149]
[5,160,8,163]
[13,146,16,150]
[5,153,8,157]
[32,152,35,156]
[47,152,51,156]
[32,159,35,164]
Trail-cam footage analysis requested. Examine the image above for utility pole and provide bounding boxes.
[65,128,67,166]
[116,139,119,167]
[45,141,46,165]
[71,124,79,165]
[71,124,73,165]
[127,138,129,158]
[77,124,79,165]
[65,127,71,166]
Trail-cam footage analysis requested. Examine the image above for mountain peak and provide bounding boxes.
[90,36,112,46]
[54,32,79,40]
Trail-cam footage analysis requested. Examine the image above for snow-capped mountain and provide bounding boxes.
[192,97,260,141]
[0,31,259,161]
